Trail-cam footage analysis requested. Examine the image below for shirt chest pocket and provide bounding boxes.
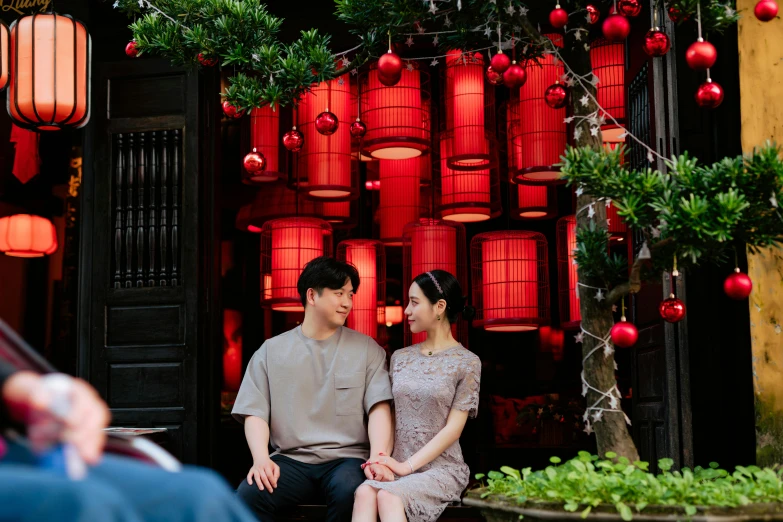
[335,372,365,416]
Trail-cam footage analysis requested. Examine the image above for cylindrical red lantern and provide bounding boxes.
[318,200,357,229]
[557,215,581,329]
[297,74,356,200]
[471,231,550,332]
[402,219,468,345]
[9,13,91,131]
[442,51,496,170]
[0,22,8,92]
[244,106,284,184]
[350,80,374,162]
[0,214,58,257]
[436,134,500,222]
[222,309,243,392]
[337,239,386,342]
[260,217,332,311]
[508,34,566,184]
[377,157,427,245]
[512,184,558,220]
[361,61,431,160]
[246,180,319,232]
[590,38,626,143]
[382,304,404,326]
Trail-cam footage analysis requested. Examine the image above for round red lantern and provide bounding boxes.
[9,13,91,131]
[557,216,580,329]
[471,231,550,332]
[0,214,58,257]
[437,134,500,223]
[591,38,626,144]
[337,240,386,342]
[243,106,284,184]
[377,157,428,245]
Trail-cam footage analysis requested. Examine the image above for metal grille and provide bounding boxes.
[628,63,652,249]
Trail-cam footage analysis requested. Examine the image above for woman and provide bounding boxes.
[353,269,481,522]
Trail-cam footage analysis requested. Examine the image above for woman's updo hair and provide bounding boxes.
[412,269,476,324]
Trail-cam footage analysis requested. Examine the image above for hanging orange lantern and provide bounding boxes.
[437,134,500,222]
[9,13,91,131]
[381,304,404,326]
[557,215,581,329]
[471,231,549,332]
[244,106,284,184]
[337,239,386,341]
[511,184,558,220]
[591,38,626,144]
[377,157,427,245]
[0,214,57,257]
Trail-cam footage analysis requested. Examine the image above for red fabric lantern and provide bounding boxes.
[590,38,626,143]
[377,157,427,245]
[437,135,499,223]
[557,215,581,329]
[245,180,319,232]
[337,239,386,341]
[471,231,550,332]
[443,51,496,170]
[9,13,91,131]
[512,184,558,220]
[222,309,243,392]
[0,21,8,92]
[244,106,283,184]
[318,200,357,229]
[0,214,58,257]
[260,217,332,312]
[296,73,356,200]
[403,219,467,345]
[508,34,566,184]
[382,305,404,326]
[361,61,430,160]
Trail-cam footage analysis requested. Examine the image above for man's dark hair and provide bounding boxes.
[297,256,361,308]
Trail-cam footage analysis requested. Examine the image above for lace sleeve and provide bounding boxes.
[451,355,481,418]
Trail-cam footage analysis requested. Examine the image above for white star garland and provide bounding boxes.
[406,36,414,47]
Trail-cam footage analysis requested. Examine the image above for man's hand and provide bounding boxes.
[364,463,394,482]
[247,457,280,492]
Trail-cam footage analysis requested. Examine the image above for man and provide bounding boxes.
[0,361,256,521]
[233,256,394,522]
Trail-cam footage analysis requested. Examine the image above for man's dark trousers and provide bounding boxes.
[236,455,366,522]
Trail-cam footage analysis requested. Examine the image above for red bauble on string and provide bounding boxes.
[379,71,402,87]
[755,0,779,21]
[686,40,718,70]
[659,295,686,323]
[643,28,671,57]
[602,14,631,41]
[550,5,569,28]
[486,66,504,86]
[586,4,601,24]
[243,148,266,174]
[724,269,753,300]
[611,318,639,348]
[503,62,527,89]
[544,83,568,108]
[490,51,511,74]
[695,79,724,108]
[350,119,367,138]
[125,41,139,58]
[378,51,403,85]
[315,110,339,135]
[282,127,304,152]
[222,101,244,119]
[668,6,690,22]
[618,0,643,17]
[198,53,218,67]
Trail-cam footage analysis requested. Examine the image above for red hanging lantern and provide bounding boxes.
[260,217,333,312]
[508,34,566,184]
[222,309,243,392]
[318,199,357,229]
[557,215,580,329]
[437,134,500,223]
[243,106,284,184]
[511,184,558,220]
[337,240,386,342]
[591,38,626,144]
[245,180,319,232]
[443,50,496,170]
[0,22,7,92]
[0,214,58,257]
[362,61,431,160]
[296,73,356,200]
[471,231,550,332]
[402,219,468,345]
[377,157,428,245]
[9,13,91,131]
[382,304,404,326]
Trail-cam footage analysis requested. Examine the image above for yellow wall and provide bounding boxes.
[737,0,783,466]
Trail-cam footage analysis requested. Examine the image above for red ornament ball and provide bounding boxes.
[695,79,724,109]
[198,53,218,67]
[503,62,527,90]
[490,52,511,74]
[667,6,690,22]
[643,28,671,57]
[549,6,569,28]
[586,4,601,24]
[755,0,779,21]
[221,100,244,119]
[282,127,304,152]
[350,119,367,139]
[378,51,403,79]
[486,66,504,86]
[611,319,639,348]
[618,0,643,17]
[724,269,753,300]
[243,149,266,174]
[686,39,718,70]
[378,71,402,87]
[659,295,686,323]
[125,41,139,58]
[315,110,339,135]
[602,14,631,41]
[544,83,568,109]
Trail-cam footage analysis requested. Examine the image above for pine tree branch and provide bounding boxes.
[606,237,675,305]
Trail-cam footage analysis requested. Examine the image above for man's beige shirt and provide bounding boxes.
[232,325,393,464]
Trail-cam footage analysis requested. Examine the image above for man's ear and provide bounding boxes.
[307,287,318,306]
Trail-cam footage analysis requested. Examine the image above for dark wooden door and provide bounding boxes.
[78,60,212,463]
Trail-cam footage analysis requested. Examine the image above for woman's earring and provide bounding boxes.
[437,315,441,321]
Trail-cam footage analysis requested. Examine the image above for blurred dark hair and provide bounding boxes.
[298,256,360,307]
[412,269,475,324]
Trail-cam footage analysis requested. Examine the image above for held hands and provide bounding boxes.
[363,452,413,479]
[247,458,281,492]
